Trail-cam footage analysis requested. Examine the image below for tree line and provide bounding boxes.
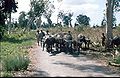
[0,0,120,49]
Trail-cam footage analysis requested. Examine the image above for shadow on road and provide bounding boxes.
[53,61,118,76]
[49,51,62,56]
[30,69,49,77]
[48,50,81,57]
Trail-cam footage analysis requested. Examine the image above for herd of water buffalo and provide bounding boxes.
[39,31,120,54]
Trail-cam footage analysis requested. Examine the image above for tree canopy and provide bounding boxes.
[76,14,90,26]
[57,11,73,27]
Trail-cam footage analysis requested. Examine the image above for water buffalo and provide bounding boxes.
[63,33,73,54]
[110,36,120,48]
[77,34,90,50]
[55,34,66,52]
[43,35,56,53]
[72,40,82,52]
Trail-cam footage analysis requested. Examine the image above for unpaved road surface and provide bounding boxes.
[23,43,120,77]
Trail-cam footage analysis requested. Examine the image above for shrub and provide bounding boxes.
[0,71,13,77]
[75,26,84,32]
[2,54,30,71]
[114,56,120,64]
[116,26,120,31]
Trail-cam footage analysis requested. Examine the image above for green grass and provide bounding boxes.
[0,71,13,77]
[0,30,36,77]
[113,54,120,64]
[2,54,30,71]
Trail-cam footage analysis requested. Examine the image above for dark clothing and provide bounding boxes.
[36,33,40,46]
[66,33,72,40]
[36,31,45,46]
[39,31,45,46]
[39,32,45,41]
[101,35,106,46]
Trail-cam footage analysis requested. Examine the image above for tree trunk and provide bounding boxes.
[8,13,11,34]
[70,20,72,27]
[105,0,114,50]
[57,16,59,24]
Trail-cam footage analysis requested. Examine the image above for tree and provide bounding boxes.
[76,14,90,26]
[63,15,69,26]
[68,12,73,27]
[113,0,120,12]
[3,0,18,13]
[43,1,55,27]
[57,11,73,27]
[106,0,114,49]
[0,0,18,25]
[18,11,28,28]
[106,0,120,49]
[101,11,116,28]
[57,0,63,24]
[57,10,64,23]
[28,0,44,29]
[0,0,18,35]
[119,23,120,27]
[28,0,54,29]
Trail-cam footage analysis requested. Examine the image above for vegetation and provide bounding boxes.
[76,14,90,26]
[114,56,120,64]
[105,0,120,49]
[1,71,13,77]
[0,0,120,77]
[57,11,73,27]
[0,30,36,77]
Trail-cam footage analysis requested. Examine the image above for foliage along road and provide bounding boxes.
[23,43,120,77]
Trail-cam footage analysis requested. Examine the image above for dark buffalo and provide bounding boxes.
[76,34,90,50]
[55,38,66,52]
[72,40,82,52]
[54,34,66,52]
[110,36,120,47]
[43,35,56,53]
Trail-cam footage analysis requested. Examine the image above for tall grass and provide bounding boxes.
[0,71,13,77]
[114,56,120,64]
[0,30,36,77]
[2,54,30,71]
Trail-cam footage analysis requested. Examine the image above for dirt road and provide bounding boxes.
[23,43,120,77]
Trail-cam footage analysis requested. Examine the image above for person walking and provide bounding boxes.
[101,33,106,46]
[39,30,45,47]
[36,30,40,46]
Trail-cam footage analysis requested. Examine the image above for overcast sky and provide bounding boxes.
[12,0,120,26]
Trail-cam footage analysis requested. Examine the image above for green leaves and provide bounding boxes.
[4,0,18,13]
[30,0,46,17]
[18,11,28,28]
[113,0,120,12]
[57,11,73,26]
[76,14,90,26]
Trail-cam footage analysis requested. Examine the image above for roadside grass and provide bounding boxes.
[0,71,13,77]
[114,55,120,64]
[0,30,36,77]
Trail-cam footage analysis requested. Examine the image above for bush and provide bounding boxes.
[0,71,13,77]
[75,26,84,32]
[2,54,30,71]
[116,26,120,31]
[114,56,120,64]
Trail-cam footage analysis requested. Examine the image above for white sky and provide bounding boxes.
[11,0,120,26]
